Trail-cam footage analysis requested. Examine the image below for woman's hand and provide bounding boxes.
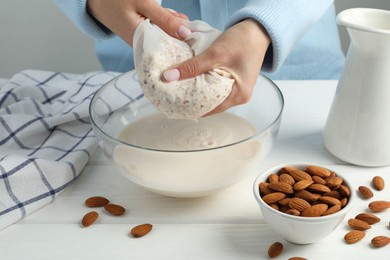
[87,0,191,46]
[162,19,271,116]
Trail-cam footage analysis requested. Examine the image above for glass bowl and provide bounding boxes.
[89,70,284,197]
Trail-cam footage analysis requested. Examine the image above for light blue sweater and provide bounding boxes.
[54,0,345,80]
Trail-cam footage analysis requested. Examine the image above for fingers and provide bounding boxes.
[141,1,191,39]
[163,51,215,81]
[166,8,189,20]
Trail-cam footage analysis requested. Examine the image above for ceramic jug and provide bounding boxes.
[324,8,390,167]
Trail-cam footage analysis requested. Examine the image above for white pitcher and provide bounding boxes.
[324,8,390,166]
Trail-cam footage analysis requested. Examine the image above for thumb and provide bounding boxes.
[162,52,215,82]
[142,3,191,40]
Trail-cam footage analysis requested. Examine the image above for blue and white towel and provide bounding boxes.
[0,70,120,230]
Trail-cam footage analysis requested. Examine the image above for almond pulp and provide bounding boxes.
[268,242,283,258]
[131,223,153,237]
[371,236,390,248]
[268,182,294,194]
[355,213,381,225]
[368,201,390,212]
[358,186,374,199]
[104,203,126,216]
[82,211,99,227]
[372,176,385,191]
[347,218,371,231]
[301,204,328,217]
[344,230,365,244]
[85,196,110,207]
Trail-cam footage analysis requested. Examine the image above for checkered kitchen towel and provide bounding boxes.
[0,70,122,230]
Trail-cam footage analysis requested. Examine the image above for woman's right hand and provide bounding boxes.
[87,0,191,46]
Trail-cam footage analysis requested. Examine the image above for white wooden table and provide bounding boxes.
[1,80,389,259]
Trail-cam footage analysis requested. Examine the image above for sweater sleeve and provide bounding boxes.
[53,0,113,39]
[225,0,335,72]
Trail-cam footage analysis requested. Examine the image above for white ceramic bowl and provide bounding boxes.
[253,163,355,244]
[90,70,284,198]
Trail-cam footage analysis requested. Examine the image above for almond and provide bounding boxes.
[347,218,371,231]
[288,258,307,260]
[268,242,283,258]
[372,176,385,191]
[268,173,279,183]
[344,230,365,244]
[340,197,348,207]
[301,204,328,217]
[278,198,292,206]
[339,184,351,197]
[312,175,327,185]
[306,165,331,178]
[279,173,295,185]
[323,190,341,199]
[285,209,301,216]
[131,223,153,237]
[358,186,373,199]
[289,197,311,212]
[308,183,331,193]
[268,182,294,194]
[368,200,390,212]
[326,176,343,188]
[259,182,273,195]
[295,190,321,202]
[280,167,312,181]
[355,213,381,225]
[322,204,341,216]
[269,203,279,211]
[293,180,314,191]
[81,211,99,227]
[104,203,126,216]
[262,192,286,204]
[371,236,390,248]
[85,196,109,207]
[318,196,341,206]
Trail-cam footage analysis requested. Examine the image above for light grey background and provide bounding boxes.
[0,0,389,78]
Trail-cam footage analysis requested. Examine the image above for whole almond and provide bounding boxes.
[301,204,328,217]
[340,197,348,207]
[358,186,373,199]
[308,183,331,193]
[323,190,341,199]
[312,175,327,185]
[371,236,390,248]
[269,203,279,211]
[355,213,381,225]
[259,182,273,195]
[293,180,314,191]
[326,176,343,188]
[288,258,307,260]
[280,167,312,181]
[347,218,371,231]
[295,190,321,202]
[322,204,341,216]
[289,197,311,212]
[278,198,292,206]
[268,242,283,258]
[344,230,365,244]
[318,196,341,206]
[268,182,294,194]
[339,184,351,197]
[104,203,126,216]
[368,201,390,212]
[279,173,295,185]
[306,165,332,178]
[372,176,385,191]
[285,208,301,216]
[81,211,99,227]
[131,223,153,238]
[85,196,109,207]
[262,192,286,204]
[268,173,280,183]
